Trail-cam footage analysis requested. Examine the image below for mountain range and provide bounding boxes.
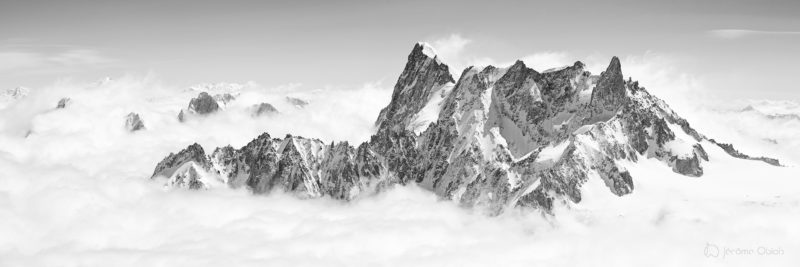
[151,43,781,214]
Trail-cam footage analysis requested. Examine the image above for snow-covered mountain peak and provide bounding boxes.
[375,44,455,132]
[415,42,438,58]
[188,82,247,95]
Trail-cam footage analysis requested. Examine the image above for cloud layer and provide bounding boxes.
[0,52,798,266]
[0,48,113,74]
[708,29,800,39]
[424,34,575,77]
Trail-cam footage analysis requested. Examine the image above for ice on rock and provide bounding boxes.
[417,42,438,58]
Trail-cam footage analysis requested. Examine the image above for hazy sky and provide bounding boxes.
[1,0,799,101]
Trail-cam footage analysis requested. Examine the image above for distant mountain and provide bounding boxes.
[177,92,237,122]
[740,105,800,121]
[151,43,781,214]
[0,87,30,109]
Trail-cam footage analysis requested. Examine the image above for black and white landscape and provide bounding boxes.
[1,1,799,266]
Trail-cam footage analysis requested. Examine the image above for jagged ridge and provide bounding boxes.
[151,43,782,214]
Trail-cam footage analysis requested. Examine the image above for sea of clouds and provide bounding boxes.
[1,59,798,266]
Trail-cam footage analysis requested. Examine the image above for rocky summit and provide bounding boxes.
[56,97,71,109]
[125,112,146,132]
[178,92,237,122]
[151,43,782,214]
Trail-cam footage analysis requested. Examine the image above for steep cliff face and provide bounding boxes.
[589,56,627,119]
[375,42,456,133]
[151,43,781,214]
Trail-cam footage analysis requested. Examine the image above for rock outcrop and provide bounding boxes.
[56,98,71,109]
[709,139,781,166]
[178,92,225,122]
[125,112,146,132]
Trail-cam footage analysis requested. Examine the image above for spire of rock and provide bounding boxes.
[593,57,624,102]
[415,42,439,59]
[374,43,455,132]
[589,56,627,118]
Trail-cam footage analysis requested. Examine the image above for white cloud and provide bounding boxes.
[687,100,800,166]
[47,49,112,66]
[708,29,800,39]
[465,51,574,75]
[0,48,114,74]
[518,52,573,71]
[0,51,45,71]
[0,106,797,266]
[0,49,797,266]
[429,34,472,63]
[425,34,572,76]
[615,52,703,113]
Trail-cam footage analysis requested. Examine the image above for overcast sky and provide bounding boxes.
[1,0,798,101]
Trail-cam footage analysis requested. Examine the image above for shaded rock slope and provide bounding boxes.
[152,42,781,214]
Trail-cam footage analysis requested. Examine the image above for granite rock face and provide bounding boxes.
[590,56,626,117]
[152,43,782,214]
[375,43,455,133]
[125,112,146,132]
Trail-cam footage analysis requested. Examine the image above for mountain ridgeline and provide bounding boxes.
[151,43,781,214]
